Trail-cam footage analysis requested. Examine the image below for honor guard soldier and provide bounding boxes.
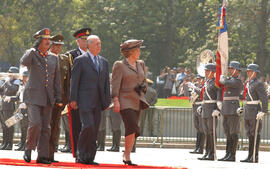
[189,74,205,154]
[197,63,220,161]
[65,27,91,158]
[10,70,29,151]
[217,61,243,162]
[20,28,62,164]
[0,67,20,150]
[48,34,70,162]
[240,64,268,163]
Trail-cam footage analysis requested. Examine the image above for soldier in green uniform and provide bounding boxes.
[65,28,91,159]
[48,34,70,162]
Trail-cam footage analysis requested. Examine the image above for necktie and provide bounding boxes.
[94,56,99,72]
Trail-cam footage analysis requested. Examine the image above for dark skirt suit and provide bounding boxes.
[111,59,149,138]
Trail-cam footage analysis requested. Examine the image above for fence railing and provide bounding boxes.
[3,107,270,149]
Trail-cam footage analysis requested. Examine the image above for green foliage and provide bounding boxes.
[155,99,191,108]
[0,0,269,75]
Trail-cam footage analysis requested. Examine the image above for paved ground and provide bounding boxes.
[0,147,270,169]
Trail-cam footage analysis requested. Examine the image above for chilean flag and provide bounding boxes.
[216,3,229,88]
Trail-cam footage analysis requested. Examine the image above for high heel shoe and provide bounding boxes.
[123,160,137,166]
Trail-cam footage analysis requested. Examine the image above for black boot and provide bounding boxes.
[218,135,231,161]
[60,131,72,153]
[202,134,214,161]
[241,136,254,162]
[23,149,32,163]
[97,130,105,151]
[248,135,260,163]
[15,143,25,151]
[0,129,7,150]
[197,133,205,154]
[4,127,13,150]
[224,134,238,162]
[198,134,209,160]
[107,130,121,152]
[190,132,200,154]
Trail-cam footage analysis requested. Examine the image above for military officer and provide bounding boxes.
[197,63,220,161]
[0,67,20,150]
[189,74,205,154]
[240,64,268,163]
[65,28,91,157]
[217,61,243,162]
[20,28,62,164]
[48,34,70,162]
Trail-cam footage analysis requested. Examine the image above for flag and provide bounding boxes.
[216,2,229,88]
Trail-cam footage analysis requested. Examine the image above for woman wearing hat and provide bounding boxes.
[111,39,149,165]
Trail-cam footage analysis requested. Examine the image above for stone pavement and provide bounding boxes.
[0,147,270,169]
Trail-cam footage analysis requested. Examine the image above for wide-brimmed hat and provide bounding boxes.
[120,39,145,52]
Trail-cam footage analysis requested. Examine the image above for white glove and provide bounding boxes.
[19,103,27,109]
[256,112,265,120]
[197,106,202,115]
[217,101,222,110]
[4,77,11,82]
[187,82,196,89]
[236,107,243,116]
[212,109,220,117]
[4,96,11,102]
[219,75,226,84]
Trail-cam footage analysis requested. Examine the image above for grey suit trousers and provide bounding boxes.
[26,104,52,158]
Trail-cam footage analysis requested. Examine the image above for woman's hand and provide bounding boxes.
[113,97,120,113]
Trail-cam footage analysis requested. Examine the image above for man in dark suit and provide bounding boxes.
[64,28,91,156]
[70,35,110,165]
[20,28,62,164]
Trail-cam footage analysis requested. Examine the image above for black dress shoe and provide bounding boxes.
[4,143,13,150]
[49,159,59,163]
[0,143,7,150]
[87,161,99,165]
[218,153,230,161]
[123,160,137,166]
[15,143,25,151]
[36,157,52,164]
[23,150,31,163]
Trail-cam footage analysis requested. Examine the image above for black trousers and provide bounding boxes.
[77,101,102,161]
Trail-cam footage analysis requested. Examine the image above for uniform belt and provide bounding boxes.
[194,101,203,105]
[245,100,260,105]
[223,96,239,101]
[203,100,217,104]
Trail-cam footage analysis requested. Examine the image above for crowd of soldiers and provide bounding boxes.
[188,61,269,163]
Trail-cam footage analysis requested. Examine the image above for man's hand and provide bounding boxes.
[236,107,243,116]
[56,103,63,107]
[4,96,11,103]
[113,98,120,113]
[212,109,220,117]
[256,112,265,120]
[70,101,78,110]
[217,101,222,110]
[219,75,226,85]
[18,103,27,109]
[197,106,202,115]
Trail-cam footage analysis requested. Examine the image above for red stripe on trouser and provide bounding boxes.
[67,105,75,157]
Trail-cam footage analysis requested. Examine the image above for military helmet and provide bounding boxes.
[247,64,260,73]
[228,61,241,71]
[8,66,19,73]
[204,63,216,72]
[22,71,29,77]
